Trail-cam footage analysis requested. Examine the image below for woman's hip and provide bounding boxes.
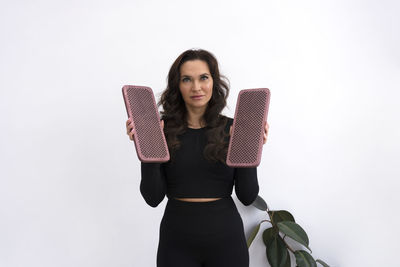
[160,196,245,238]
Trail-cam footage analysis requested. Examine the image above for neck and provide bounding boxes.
[185,105,207,128]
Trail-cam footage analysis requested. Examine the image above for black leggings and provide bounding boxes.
[157,196,249,267]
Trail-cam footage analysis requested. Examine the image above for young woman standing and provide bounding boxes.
[126,49,269,267]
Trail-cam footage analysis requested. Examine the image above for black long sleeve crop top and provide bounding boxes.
[140,118,259,207]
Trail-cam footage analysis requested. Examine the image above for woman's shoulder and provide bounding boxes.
[218,115,233,133]
[220,115,233,125]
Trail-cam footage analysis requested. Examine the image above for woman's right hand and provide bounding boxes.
[126,118,164,141]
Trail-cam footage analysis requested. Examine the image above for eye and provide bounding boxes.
[201,75,209,80]
[182,77,191,82]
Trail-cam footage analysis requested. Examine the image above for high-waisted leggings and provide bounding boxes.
[157,196,249,267]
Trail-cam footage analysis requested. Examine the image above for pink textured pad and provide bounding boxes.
[122,85,170,163]
[226,88,270,167]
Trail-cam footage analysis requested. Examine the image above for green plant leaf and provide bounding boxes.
[316,259,330,267]
[283,249,291,267]
[247,223,261,248]
[269,210,295,224]
[252,195,268,211]
[262,227,277,246]
[266,235,288,267]
[295,250,317,267]
[277,221,311,252]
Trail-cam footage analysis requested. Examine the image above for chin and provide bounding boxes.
[188,102,208,109]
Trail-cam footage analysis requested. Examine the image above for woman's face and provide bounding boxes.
[179,59,213,111]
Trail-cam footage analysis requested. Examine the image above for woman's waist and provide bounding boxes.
[166,185,233,200]
[173,197,222,202]
[165,195,237,214]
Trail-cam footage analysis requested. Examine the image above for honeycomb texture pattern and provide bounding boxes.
[124,86,168,160]
[227,89,269,166]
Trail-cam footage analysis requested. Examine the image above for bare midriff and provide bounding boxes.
[174,197,222,202]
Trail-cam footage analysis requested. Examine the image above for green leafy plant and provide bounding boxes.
[247,195,330,267]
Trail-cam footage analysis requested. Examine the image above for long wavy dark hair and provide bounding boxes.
[158,49,231,164]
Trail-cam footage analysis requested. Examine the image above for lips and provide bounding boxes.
[191,95,204,99]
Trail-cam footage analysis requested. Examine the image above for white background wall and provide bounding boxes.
[1,0,399,266]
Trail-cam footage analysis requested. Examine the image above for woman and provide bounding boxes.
[125,49,269,267]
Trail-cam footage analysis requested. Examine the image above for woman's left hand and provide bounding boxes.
[263,122,269,144]
[229,121,269,145]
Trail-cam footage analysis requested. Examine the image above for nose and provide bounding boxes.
[192,80,202,91]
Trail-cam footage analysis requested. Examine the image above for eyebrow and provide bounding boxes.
[181,73,210,78]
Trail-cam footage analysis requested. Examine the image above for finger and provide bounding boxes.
[161,120,164,129]
[265,123,269,136]
[126,124,134,135]
[263,130,268,143]
[229,126,232,135]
